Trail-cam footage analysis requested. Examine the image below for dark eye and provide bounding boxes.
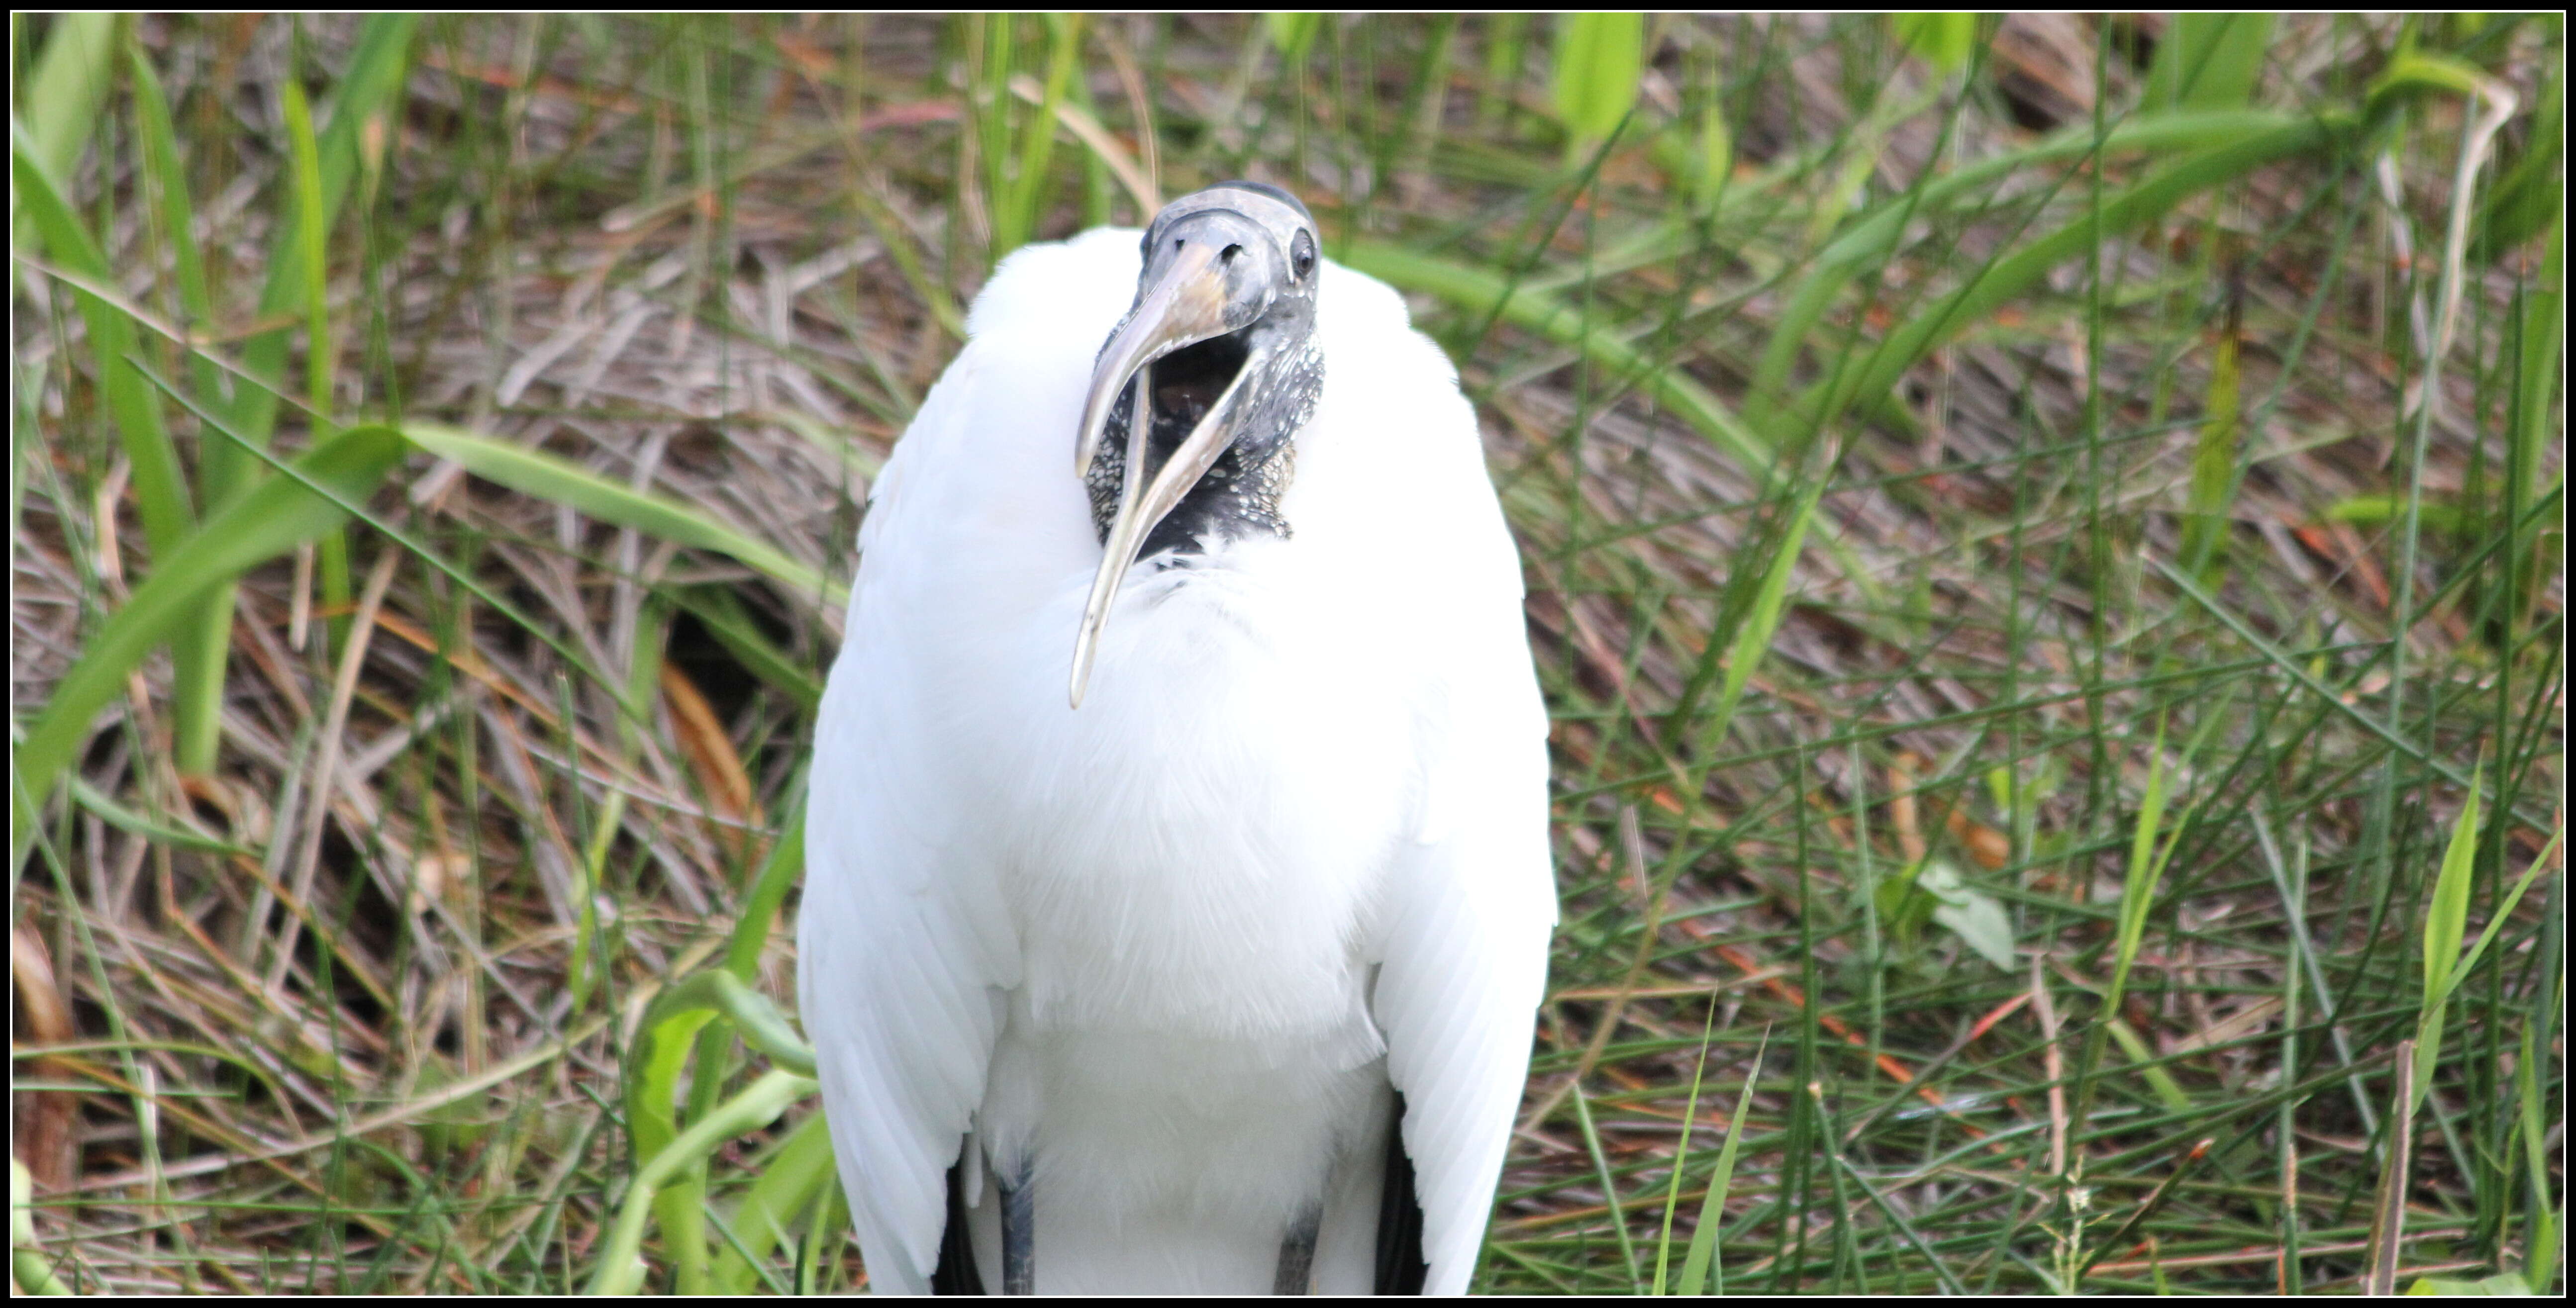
[1290,230,1316,281]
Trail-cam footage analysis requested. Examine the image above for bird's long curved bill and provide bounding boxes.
[1070,246,1261,708]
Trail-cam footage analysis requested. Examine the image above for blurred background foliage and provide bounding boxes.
[10,12,2563,1295]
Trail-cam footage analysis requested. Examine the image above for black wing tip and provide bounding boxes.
[1375,1090,1430,1294]
[930,1158,987,1295]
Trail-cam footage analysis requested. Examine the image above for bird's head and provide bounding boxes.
[1070,182,1325,706]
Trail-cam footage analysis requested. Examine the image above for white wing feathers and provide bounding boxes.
[1333,293,1556,1294]
[1374,550,1555,1294]
[798,355,1019,1296]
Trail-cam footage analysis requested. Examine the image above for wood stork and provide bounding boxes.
[798,182,1554,1295]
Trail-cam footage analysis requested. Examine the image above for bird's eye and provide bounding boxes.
[1290,230,1316,281]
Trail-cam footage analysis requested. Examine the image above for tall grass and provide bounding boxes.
[12,14,2562,1295]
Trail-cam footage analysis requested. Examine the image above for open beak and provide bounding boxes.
[1069,241,1264,707]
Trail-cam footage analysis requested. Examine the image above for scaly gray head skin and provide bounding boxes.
[1070,183,1325,706]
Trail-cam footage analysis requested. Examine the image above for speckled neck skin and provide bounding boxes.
[1082,326,1320,558]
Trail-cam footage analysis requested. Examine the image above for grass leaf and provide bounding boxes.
[400,423,845,607]
[1552,12,1643,143]
[11,425,407,870]
[2145,14,2275,111]
[1889,13,1978,75]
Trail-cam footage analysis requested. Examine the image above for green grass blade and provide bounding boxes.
[1690,99,1732,216]
[1651,1003,1722,1294]
[68,777,249,856]
[1705,481,1819,751]
[1677,1028,1767,1295]
[2518,964,2563,1291]
[1569,1076,1642,1290]
[10,12,119,263]
[11,144,195,552]
[2145,14,2275,112]
[215,12,417,495]
[1265,12,1323,65]
[2102,1017,2194,1113]
[279,76,350,652]
[725,786,809,980]
[2412,766,2481,1109]
[707,1110,837,1294]
[1785,117,2338,436]
[1342,240,1773,477]
[10,424,407,871]
[2508,207,2564,633]
[1552,13,1642,145]
[589,1069,813,1296]
[126,36,235,775]
[621,967,818,1292]
[123,44,218,400]
[2100,714,2186,1030]
[2473,45,2561,261]
[1890,13,1978,75]
[2179,280,2244,582]
[2435,825,2559,1013]
[399,423,844,606]
[1745,108,2313,423]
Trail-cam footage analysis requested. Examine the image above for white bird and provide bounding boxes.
[798,183,1554,1295]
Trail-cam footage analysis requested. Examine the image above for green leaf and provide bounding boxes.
[1691,101,1732,215]
[2407,1272,2536,1295]
[68,778,250,857]
[218,12,419,492]
[2145,13,2274,111]
[2103,1017,2195,1113]
[10,12,119,261]
[2320,494,2472,535]
[2368,49,2490,107]
[2102,715,2183,1024]
[1650,1004,1721,1294]
[2180,286,2245,581]
[707,1111,838,1294]
[399,423,845,607]
[11,425,408,872]
[590,1069,812,1296]
[1706,479,1820,747]
[1889,13,1978,74]
[10,143,194,553]
[2413,766,2481,1108]
[1552,12,1643,143]
[1265,12,1323,64]
[1675,1029,1767,1294]
[127,39,250,777]
[124,44,219,401]
[13,1155,74,1294]
[1915,859,2017,969]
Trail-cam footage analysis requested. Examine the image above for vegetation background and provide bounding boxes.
[11,12,2563,1295]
